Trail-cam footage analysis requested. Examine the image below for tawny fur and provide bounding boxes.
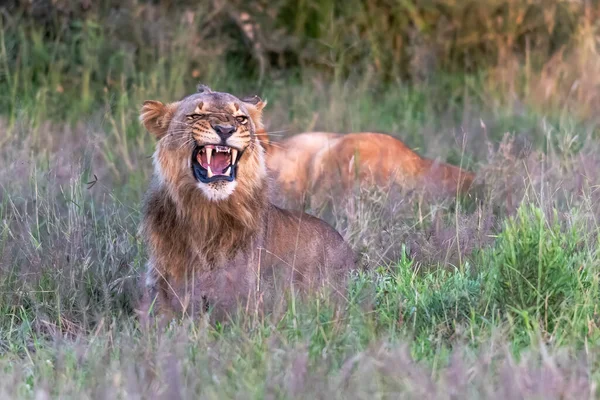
[265,131,476,208]
[139,88,355,322]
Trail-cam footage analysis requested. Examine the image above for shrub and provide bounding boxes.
[484,204,588,333]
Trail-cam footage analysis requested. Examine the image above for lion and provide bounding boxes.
[265,131,476,209]
[139,86,355,322]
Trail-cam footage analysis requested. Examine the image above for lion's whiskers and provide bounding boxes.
[169,121,193,128]
[176,138,195,151]
[257,139,285,150]
[261,129,289,136]
[256,128,289,137]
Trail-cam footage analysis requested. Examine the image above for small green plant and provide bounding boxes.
[484,204,588,333]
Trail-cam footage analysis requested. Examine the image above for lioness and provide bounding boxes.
[265,131,476,209]
[139,86,355,321]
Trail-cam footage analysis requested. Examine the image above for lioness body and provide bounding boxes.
[267,131,341,202]
[140,87,354,321]
[266,132,475,208]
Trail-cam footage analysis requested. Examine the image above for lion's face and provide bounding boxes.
[184,93,256,200]
[140,86,267,202]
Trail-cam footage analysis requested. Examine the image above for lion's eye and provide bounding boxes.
[236,116,248,124]
[186,114,201,120]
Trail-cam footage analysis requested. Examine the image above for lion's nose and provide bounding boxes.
[213,124,236,140]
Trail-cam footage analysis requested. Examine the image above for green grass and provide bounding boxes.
[1,1,600,398]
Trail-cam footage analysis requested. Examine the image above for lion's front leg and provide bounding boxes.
[137,264,174,328]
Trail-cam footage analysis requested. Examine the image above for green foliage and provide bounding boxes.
[355,250,483,341]
[484,204,590,332]
[7,0,590,81]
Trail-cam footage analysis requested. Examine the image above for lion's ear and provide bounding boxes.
[196,84,213,94]
[241,95,266,111]
[139,100,180,139]
[241,95,267,130]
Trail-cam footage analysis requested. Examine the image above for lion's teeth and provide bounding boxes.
[224,166,231,176]
[206,147,212,165]
[231,149,238,164]
[207,166,214,178]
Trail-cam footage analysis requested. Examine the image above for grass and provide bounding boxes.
[1,1,600,398]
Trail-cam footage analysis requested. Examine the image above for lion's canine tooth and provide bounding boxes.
[207,165,214,178]
[206,147,213,165]
[224,166,231,176]
[231,149,238,164]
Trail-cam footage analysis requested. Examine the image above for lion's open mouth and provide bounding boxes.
[192,145,241,183]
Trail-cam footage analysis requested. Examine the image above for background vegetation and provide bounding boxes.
[1,0,600,397]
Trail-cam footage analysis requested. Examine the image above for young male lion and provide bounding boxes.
[265,131,476,209]
[139,86,355,321]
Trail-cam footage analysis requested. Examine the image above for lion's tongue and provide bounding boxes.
[199,151,230,174]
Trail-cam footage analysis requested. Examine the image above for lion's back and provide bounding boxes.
[261,205,356,291]
[267,132,342,208]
